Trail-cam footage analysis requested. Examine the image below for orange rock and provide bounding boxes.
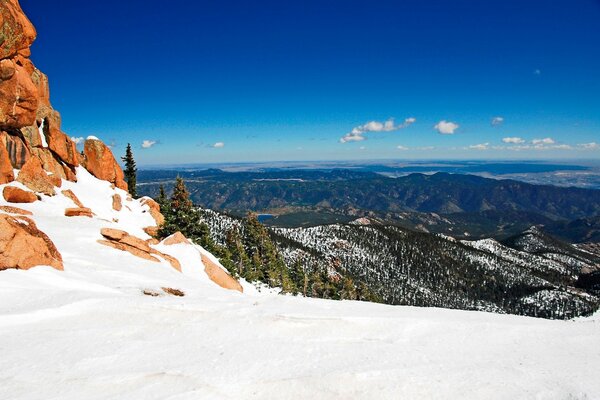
[0,63,38,129]
[146,238,160,245]
[61,189,84,208]
[47,174,62,188]
[112,193,122,211]
[2,186,37,203]
[0,59,15,80]
[16,156,55,195]
[43,116,79,167]
[201,253,243,292]
[0,140,14,184]
[162,231,189,246]
[143,226,159,237]
[83,138,127,190]
[0,205,32,215]
[153,251,182,272]
[0,213,63,271]
[64,207,93,218]
[62,164,77,182]
[1,131,30,168]
[141,197,164,225]
[0,0,37,60]
[97,239,160,263]
[100,228,128,241]
[99,228,182,272]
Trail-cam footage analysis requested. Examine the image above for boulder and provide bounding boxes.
[64,207,93,218]
[112,193,122,211]
[0,0,37,60]
[162,231,189,246]
[61,189,84,208]
[3,186,36,203]
[201,253,243,292]
[0,139,14,183]
[143,226,159,237]
[0,205,32,215]
[99,228,181,271]
[43,116,79,167]
[16,156,55,195]
[0,213,63,271]
[83,138,127,190]
[97,239,160,263]
[0,63,38,129]
[141,197,164,225]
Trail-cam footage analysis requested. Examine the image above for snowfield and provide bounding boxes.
[1,170,599,400]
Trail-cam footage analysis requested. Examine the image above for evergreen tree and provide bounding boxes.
[121,143,137,198]
[158,177,213,249]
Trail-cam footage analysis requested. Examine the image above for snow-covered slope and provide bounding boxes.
[1,170,600,399]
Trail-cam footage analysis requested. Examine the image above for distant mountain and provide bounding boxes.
[200,209,600,319]
[138,169,600,237]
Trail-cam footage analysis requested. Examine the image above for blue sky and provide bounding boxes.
[23,0,600,165]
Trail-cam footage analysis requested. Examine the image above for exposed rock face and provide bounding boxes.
[0,0,123,188]
[0,0,36,60]
[0,213,63,271]
[16,156,55,195]
[99,228,181,272]
[3,185,36,203]
[143,226,159,237]
[64,207,93,218]
[141,197,164,226]
[83,138,127,191]
[0,139,13,183]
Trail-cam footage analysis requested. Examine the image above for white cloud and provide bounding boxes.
[502,137,525,144]
[579,142,599,150]
[534,69,541,75]
[532,137,555,145]
[339,133,366,143]
[434,120,459,134]
[396,145,409,150]
[491,117,504,126]
[141,140,157,149]
[212,142,225,148]
[71,137,84,145]
[340,117,416,143]
[469,143,490,150]
[359,146,366,150]
[416,146,435,151]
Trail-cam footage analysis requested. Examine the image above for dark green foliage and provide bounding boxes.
[121,143,137,198]
[157,177,214,250]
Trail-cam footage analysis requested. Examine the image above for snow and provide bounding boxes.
[38,119,48,147]
[86,135,99,140]
[1,171,600,399]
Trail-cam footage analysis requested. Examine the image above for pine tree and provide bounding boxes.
[121,143,137,198]
[158,177,213,249]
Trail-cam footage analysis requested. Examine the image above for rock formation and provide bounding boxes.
[0,0,121,187]
[2,186,36,203]
[99,228,181,272]
[0,213,63,271]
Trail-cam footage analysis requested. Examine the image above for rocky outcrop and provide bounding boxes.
[83,138,127,190]
[64,207,93,218]
[0,139,13,183]
[0,213,63,271]
[201,253,243,292]
[3,185,36,203]
[16,156,55,195]
[99,228,181,272]
[141,197,164,226]
[0,0,125,189]
[162,231,188,246]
